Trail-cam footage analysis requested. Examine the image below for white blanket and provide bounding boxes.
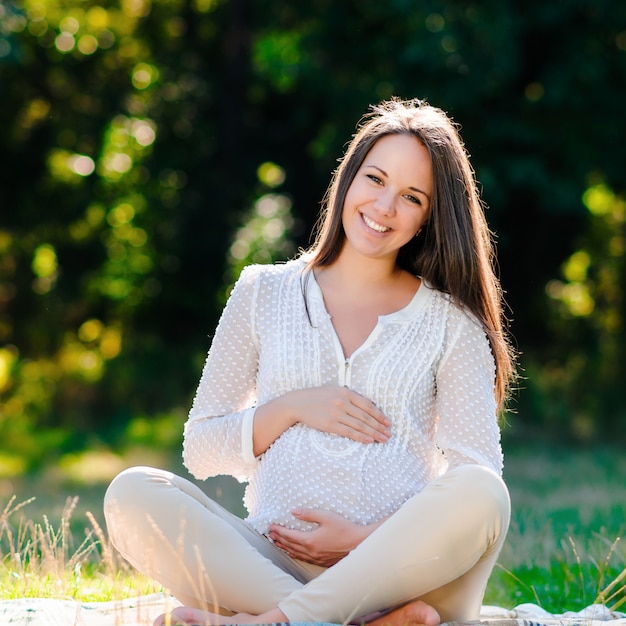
[0,594,625,626]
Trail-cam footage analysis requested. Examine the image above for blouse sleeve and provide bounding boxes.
[182,265,262,482]
[433,308,503,476]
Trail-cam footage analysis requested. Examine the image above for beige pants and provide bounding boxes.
[104,464,510,624]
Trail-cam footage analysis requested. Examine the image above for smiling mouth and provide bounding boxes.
[362,213,391,233]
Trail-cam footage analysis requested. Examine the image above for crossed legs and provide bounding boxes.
[104,464,510,624]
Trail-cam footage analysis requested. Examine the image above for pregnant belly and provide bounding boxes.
[243,427,427,534]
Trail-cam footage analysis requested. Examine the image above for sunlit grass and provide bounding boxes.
[487,530,626,613]
[0,494,162,602]
[485,442,626,613]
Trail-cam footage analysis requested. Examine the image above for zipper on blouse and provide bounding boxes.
[341,358,352,387]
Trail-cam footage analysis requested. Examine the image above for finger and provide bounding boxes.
[274,537,300,555]
[339,413,391,442]
[275,539,318,563]
[334,421,378,443]
[347,391,391,425]
[341,396,392,434]
[270,527,321,559]
[269,525,310,547]
[291,508,328,524]
[271,534,307,557]
[352,403,391,431]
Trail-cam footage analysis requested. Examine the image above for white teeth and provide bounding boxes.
[362,214,390,233]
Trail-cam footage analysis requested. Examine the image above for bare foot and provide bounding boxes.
[366,600,441,626]
[153,606,236,626]
[152,607,281,626]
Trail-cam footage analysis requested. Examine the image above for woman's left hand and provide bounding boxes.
[268,509,377,567]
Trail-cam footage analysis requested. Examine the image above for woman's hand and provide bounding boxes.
[268,509,382,567]
[253,385,391,456]
[284,385,391,443]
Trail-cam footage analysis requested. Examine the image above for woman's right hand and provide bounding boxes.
[253,385,391,456]
[283,385,391,443]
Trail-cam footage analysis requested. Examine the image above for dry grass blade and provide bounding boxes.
[85,510,117,579]
[0,495,107,599]
[597,568,626,610]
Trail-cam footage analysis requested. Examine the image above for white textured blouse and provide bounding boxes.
[183,258,503,535]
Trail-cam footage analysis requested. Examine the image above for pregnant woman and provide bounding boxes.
[104,98,515,626]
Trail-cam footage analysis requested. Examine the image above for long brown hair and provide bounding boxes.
[305,98,516,410]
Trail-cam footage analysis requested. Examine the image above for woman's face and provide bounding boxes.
[341,133,432,265]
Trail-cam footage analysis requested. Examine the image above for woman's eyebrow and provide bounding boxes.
[365,164,431,200]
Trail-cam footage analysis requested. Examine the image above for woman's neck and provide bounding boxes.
[329,247,402,285]
[315,249,412,299]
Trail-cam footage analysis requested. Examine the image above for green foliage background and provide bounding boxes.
[1,0,625,470]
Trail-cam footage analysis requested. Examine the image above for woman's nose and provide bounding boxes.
[373,189,395,216]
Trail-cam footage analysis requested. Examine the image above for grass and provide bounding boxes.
[0,493,162,602]
[485,442,626,613]
[0,442,624,615]
[0,446,172,603]
[0,488,175,625]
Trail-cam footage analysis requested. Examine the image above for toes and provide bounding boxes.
[406,601,441,626]
[169,606,214,625]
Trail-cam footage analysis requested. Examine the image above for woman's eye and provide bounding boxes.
[404,194,421,205]
[366,174,383,185]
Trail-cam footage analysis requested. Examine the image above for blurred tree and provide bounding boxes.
[526,181,625,440]
[0,0,252,463]
[0,0,625,467]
